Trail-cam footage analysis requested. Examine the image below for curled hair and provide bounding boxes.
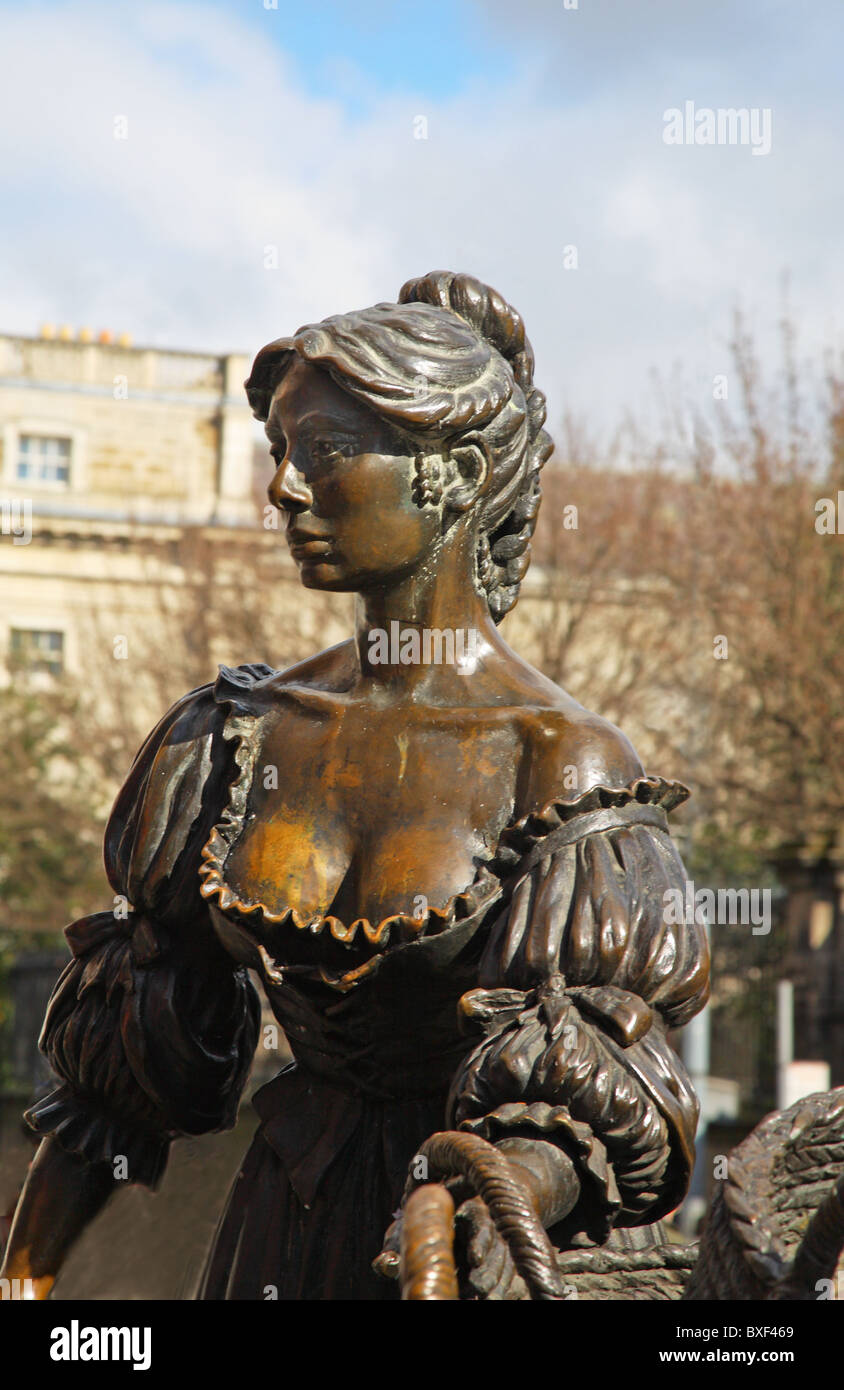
[245,271,553,621]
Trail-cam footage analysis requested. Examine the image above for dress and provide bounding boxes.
[26,663,710,1299]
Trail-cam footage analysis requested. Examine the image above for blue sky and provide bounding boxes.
[1,0,842,434]
[221,0,516,103]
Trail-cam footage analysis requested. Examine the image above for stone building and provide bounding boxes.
[0,327,257,685]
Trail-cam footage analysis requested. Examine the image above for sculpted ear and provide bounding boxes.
[443,440,490,514]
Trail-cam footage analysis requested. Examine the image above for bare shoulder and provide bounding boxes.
[262,639,357,694]
[472,636,644,807]
[514,683,645,815]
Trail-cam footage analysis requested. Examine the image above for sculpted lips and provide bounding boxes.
[287,528,335,560]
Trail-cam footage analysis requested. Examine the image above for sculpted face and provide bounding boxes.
[266,358,441,592]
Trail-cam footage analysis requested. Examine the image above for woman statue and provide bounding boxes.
[1,271,709,1300]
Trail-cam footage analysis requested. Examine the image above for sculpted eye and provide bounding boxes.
[312,438,351,460]
[268,435,287,465]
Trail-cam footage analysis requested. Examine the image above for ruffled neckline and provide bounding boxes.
[490,774,688,876]
[198,705,504,952]
[198,700,687,956]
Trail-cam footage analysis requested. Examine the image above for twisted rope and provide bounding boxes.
[403,1131,567,1300]
[400,1185,459,1300]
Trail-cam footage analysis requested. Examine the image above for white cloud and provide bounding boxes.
[1,0,841,438]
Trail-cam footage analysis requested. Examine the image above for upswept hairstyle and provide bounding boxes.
[245,271,553,621]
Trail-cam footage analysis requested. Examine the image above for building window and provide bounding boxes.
[16,434,71,484]
[10,628,65,676]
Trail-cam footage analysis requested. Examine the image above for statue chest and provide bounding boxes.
[217,698,522,925]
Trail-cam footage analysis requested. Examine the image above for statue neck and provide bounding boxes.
[354,524,496,693]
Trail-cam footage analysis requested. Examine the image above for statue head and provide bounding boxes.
[245,271,553,622]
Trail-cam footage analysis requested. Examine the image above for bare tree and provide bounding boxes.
[519,314,844,872]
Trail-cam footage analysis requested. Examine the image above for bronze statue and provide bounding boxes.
[2,271,724,1300]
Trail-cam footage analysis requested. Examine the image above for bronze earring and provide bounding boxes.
[476,531,496,588]
[412,454,444,508]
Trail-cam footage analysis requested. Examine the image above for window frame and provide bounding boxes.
[9,626,66,677]
[2,419,87,493]
[15,433,72,485]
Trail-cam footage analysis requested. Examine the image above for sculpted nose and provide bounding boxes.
[269,459,312,513]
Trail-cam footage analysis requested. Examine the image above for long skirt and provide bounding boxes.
[197,1061,666,1299]
[198,1063,446,1300]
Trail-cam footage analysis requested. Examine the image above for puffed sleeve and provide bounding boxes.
[23,667,269,1188]
[446,778,709,1243]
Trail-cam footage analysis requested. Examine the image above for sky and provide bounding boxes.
[1,0,842,435]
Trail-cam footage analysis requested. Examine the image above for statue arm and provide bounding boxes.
[1,908,259,1299]
[1,1139,115,1298]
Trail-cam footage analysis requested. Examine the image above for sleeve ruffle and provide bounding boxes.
[455,1096,623,1238]
[104,665,273,929]
[25,1084,171,1189]
[25,665,270,1186]
[453,776,708,1236]
[25,909,261,1187]
[480,775,710,1025]
[489,775,690,874]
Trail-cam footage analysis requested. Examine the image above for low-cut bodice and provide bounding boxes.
[27,661,710,1257]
